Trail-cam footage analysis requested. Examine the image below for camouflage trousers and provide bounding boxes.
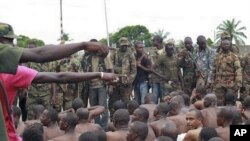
[215,86,235,106]
[108,84,132,120]
[26,94,50,120]
[162,81,181,97]
[53,92,75,112]
[183,72,196,96]
[241,82,250,101]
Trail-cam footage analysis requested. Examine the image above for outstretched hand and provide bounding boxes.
[85,42,109,58]
[101,73,119,82]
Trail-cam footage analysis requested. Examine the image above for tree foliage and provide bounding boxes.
[100,25,152,47]
[17,35,45,48]
[216,18,247,46]
[153,29,170,42]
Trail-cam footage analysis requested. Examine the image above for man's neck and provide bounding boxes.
[64,127,76,134]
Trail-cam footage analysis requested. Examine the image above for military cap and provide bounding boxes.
[0,22,18,39]
[119,37,130,46]
[220,31,231,39]
[166,38,175,45]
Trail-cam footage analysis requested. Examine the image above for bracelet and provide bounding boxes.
[101,72,104,79]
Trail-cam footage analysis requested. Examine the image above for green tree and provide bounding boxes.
[111,25,152,47]
[17,35,45,48]
[216,18,247,46]
[58,32,73,42]
[153,29,170,41]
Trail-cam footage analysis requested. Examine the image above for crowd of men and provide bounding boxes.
[1,22,250,141]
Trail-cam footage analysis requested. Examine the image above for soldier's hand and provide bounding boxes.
[85,42,109,58]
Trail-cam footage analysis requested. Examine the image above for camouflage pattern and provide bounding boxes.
[26,62,52,119]
[109,47,137,118]
[194,47,215,87]
[0,22,18,39]
[119,37,130,46]
[148,47,166,84]
[212,51,242,105]
[178,48,196,95]
[52,59,69,112]
[155,55,182,96]
[240,53,250,100]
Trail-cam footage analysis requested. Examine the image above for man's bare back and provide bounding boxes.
[150,118,175,137]
[140,104,157,122]
[51,133,80,141]
[106,130,128,141]
[168,114,188,134]
[183,127,202,141]
[216,127,229,141]
[75,122,102,134]
[201,107,218,128]
[44,126,64,140]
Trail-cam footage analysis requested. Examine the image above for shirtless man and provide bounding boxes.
[190,86,207,110]
[160,122,178,141]
[51,112,80,141]
[199,127,218,141]
[40,107,64,140]
[78,132,98,141]
[127,121,148,141]
[150,103,175,137]
[201,94,218,128]
[216,108,232,141]
[242,96,250,120]
[132,107,156,141]
[127,100,139,121]
[25,104,44,126]
[106,109,130,141]
[183,109,203,141]
[140,94,157,122]
[75,108,102,133]
[12,106,25,136]
[168,100,188,134]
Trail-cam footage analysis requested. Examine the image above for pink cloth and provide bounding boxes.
[0,66,38,141]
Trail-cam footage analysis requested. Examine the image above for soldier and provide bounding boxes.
[85,39,113,130]
[149,35,165,104]
[178,37,196,95]
[154,39,183,97]
[26,41,53,119]
[109,37,137,119]
[212,39,242,106]
[52,58,69,112]
[194,35,215,90]
[241,52,250,100]
[133,41,152,105]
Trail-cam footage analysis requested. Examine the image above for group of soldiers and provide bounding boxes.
[18,31,250,132]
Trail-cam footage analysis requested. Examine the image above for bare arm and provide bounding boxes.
[32,72,117,83]
[88,106,105,121]
[20,42,109,63]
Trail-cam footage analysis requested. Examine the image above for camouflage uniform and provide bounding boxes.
[109,37,137,119]
[65,56,81,108]
[240,53,250,100]
[155,54,182,96]
[26,62,52,119]
[194,47,215,87]
[212,52,242,105]
[178,48,196,95]
[52,59,69,112]
[148,47,165,103]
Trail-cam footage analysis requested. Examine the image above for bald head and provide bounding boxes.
[76,108,89,120]
[203,94,217,108]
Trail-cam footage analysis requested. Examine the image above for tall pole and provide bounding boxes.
[60,0,64,42]
[104,0,110,46]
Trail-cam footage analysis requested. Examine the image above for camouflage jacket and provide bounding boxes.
[53,59,69,93]
[178,48,196,75]
[241,53,250,83]
[149,47,166,83]
[27,62,52,96]
[194,47,215,83]
[212,52,242,88]
[112,49,137,85]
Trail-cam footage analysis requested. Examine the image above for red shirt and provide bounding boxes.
[0,66,38,141]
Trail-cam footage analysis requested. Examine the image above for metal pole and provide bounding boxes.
[60,0,64,41]
[104,0,110,46]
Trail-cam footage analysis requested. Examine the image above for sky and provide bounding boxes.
[1,0,250,45]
